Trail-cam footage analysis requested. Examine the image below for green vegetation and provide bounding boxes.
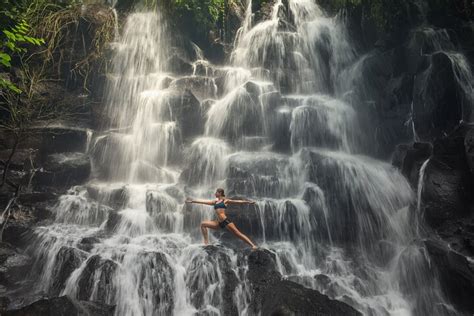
[1,6,45,93]
[169,0,227,46]
[0,0,114,199]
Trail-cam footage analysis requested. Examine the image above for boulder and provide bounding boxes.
[31,153,91,190]
[247,249,361,316]
[2,296,115,316]
[76,255,117,303]
[50,247,88,296]
[424,239,474,314]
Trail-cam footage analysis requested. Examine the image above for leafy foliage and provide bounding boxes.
[1,19,44,93]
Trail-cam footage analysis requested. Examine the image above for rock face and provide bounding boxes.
[1,296,115,316]
[419,127,474,228]
[246,249,361,316]
[395,126,474,314]
[31,152,91,191]
[413,52,467,141]
[0,127,90,158]
[424,239,474,314]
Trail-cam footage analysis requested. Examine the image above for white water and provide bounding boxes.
[22,1,463,315]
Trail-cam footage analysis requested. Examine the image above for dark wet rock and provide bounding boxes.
[0,149,36,172]
[337,49,413,157]
[89,132,128,180]
[50,247,88,295]
[169,76,218,102]
[164,185,185,203]
[421,157,466,225]
[135,251,175,314]
[406,127,474,260]
[76,238,98,253]
[76,255,117,303]
[0,296,10,309]
[424,239,474,314]
[0,127,89,158]
[392,142,432,187]
[86,184,129,210]
[247,249,361,316]
[78,237,101,252]
[162,89,202,140]
[187,245,239,315]
[200,99,215,117]
[2,295,115,316]
[225,153,289,198]
[166,54,193,75]
[420,134,473,227]
[413,52,467,141]
[17,192,57,207]
[146,190,178,231]
[31,153,91,190]
[464,128,474,174]
[192,62,227,78]
[104,211,122,233]
[314,274,332,288]
[0,242,31,288]
[2,220,34,248]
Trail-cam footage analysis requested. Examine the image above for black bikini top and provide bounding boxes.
[214,200,226,209]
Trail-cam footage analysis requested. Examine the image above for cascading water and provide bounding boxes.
[20,1,466,315]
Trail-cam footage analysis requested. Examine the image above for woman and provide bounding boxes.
[186,188,257,249]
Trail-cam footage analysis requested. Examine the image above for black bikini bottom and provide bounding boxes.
[219,218,232,229]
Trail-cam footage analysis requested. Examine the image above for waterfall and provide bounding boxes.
[22,1,461,316]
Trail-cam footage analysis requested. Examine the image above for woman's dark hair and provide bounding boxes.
[216,188,225,197]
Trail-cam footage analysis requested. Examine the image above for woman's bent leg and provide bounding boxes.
[226,223,257,249]
[200,220,219,245]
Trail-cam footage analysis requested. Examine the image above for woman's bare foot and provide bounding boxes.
[251,245,258,250]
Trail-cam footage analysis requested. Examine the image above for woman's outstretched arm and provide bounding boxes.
[186,198,215,206]
[225,199,255,205]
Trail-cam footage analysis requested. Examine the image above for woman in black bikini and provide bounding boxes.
[186,188,257,249]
